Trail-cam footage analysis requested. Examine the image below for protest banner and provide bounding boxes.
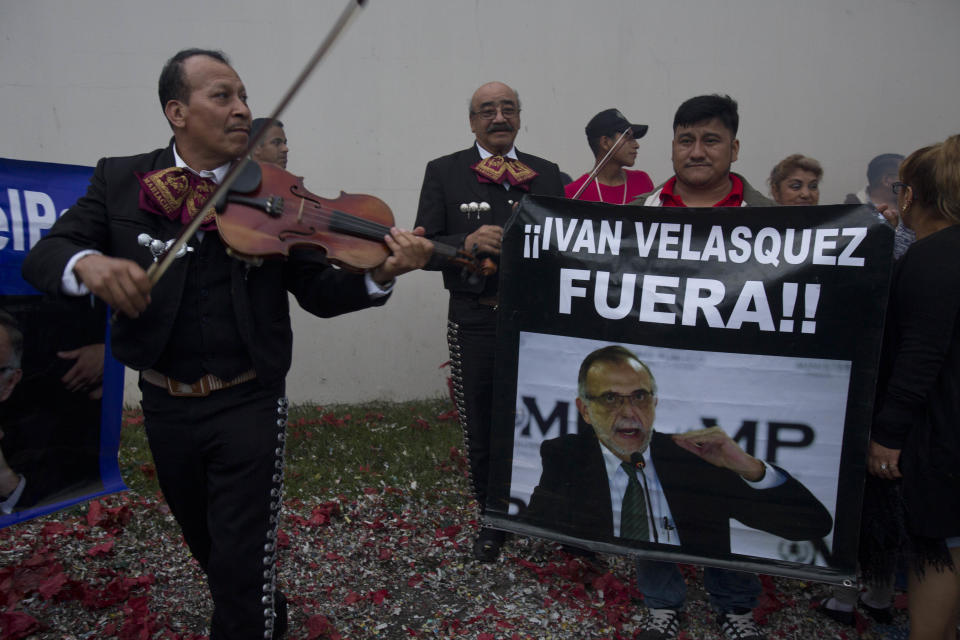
[486,195,894,584]
[0,157,126,528]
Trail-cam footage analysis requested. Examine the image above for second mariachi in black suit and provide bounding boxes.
[524,428,834,557]
[415,143,564,550]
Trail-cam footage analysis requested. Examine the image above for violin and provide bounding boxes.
[214,161,496,277]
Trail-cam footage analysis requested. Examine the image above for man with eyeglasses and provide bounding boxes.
[415,81,563,562]
[524,345,832,640]
[845,153,915,259]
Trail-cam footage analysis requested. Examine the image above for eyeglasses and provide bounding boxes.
[472,105,519,120]
[583,389,655,410]
[892,181,909,195]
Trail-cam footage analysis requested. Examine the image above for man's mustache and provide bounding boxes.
[486,123,514,134]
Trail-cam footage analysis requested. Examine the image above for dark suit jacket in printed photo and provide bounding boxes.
[523,429,833,556]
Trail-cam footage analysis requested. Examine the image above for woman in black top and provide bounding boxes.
[868,134,960,640]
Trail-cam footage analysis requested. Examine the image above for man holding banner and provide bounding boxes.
[632,94,772,210]
[625,94,774,640]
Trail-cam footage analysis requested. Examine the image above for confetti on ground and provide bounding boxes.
[0,403,914,639]
[0,490,912,639]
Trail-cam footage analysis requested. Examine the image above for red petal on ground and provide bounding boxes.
[407,573,424,587]
[344,591,363,605]
[39,522,68,538]
[321,413,345,426]
[88,540,115,557]
[277,530,291,548]
[308,502,341,527]
[87,500,104,527]
[478,634,495,640]
[378,548,393,561]
[139,463,156,478]
[105,504,133,527]
[118,595,160,640]
[753,574,784,625]
[306,614,337,640]
[435,525,462,539]
[37,572,69,599]
[0,611,43,639]
[369,589,389,605]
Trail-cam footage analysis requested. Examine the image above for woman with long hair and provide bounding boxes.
[867,134,960,640]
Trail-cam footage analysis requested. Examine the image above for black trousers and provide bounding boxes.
[141,378,287,639]
[447,296,498,514]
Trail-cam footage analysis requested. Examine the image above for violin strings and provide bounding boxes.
[291,203,459,260]
[292,202,394,241]
[252,195,468,264]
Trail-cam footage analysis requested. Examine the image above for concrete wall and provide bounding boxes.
[2,0,958,405]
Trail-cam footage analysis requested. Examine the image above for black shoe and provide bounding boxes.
[858,597,893,625]
[717,610,764,640]
[273,591,288,639]
[472,527,505,562]
[636,607,681,640]
[815,599,855,626]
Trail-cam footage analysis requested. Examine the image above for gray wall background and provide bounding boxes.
[2,0,958,405]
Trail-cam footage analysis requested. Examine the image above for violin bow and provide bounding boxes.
[569,125,633,201]
[146,0,367,288]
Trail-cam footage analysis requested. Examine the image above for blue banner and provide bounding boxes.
[1,158,96,295]
[0,158,126,528]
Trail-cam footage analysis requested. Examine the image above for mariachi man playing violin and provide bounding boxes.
[22,48,432,640]
[414,81,564,562]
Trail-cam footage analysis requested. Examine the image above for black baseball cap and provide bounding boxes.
[585,109,648,140]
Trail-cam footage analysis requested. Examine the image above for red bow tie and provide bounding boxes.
[471,155,538,190]
[136,167,218,230]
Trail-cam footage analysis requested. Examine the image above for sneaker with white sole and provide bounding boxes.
[637,607,681,640]
[717,610,764,640]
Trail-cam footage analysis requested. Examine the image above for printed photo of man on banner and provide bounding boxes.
[485,195,895,585]
[0,158,126,528]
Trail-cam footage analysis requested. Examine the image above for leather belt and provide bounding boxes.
[477,296,498,308]
[141,368,257,397]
